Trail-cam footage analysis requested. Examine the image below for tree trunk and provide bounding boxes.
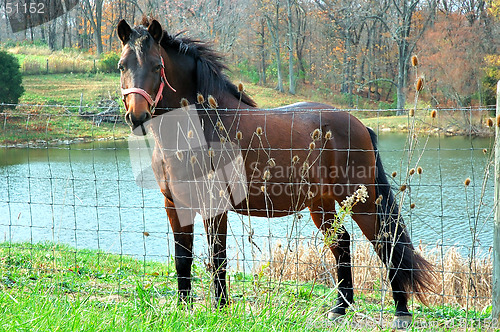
[62,12,68,49]
[287,0,295,94]
[259,19,267,85]
[83,0,103,55]
[396,42,409,111]
[48,19,57,50]
[265,3,284,93]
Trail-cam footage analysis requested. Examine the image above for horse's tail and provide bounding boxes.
[367,127,434,305]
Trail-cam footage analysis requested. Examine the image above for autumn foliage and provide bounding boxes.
[1,0,500,108]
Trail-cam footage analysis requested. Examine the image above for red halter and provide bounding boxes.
[121,56,176,114]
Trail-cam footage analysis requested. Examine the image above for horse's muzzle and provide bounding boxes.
[125,111,152,135]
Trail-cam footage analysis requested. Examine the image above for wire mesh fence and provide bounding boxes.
[0,104,497,329]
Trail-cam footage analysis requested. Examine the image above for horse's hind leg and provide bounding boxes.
[309,200,353,318]
[166,198,194,304]
[204,212,228,307]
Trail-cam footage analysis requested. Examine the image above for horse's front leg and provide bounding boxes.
[204,212,228,307]
[165,197,194,304]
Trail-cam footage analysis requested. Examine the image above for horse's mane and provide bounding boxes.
[136,18,257,108]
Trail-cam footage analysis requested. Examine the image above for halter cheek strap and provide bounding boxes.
[121,56,176,114]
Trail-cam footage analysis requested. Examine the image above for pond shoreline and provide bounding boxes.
[1,115,494,148]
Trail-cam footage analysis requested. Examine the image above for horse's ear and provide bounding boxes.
[148,20,163,44]
[117,19,132,45]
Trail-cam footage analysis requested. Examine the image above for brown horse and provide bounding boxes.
[117,18,434,327]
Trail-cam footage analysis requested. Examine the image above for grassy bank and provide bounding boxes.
[0,242,493,331]
[1,73,129,145]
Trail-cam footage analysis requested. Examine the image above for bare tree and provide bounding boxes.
[369,0,437,110]
[261,0,285,92]
[81,0,104,54]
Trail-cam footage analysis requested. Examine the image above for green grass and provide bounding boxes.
[20,73,121,106]
[0,242,494,331]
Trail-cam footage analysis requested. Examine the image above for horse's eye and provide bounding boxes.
[118,64,125,72]
[153,65,161,73]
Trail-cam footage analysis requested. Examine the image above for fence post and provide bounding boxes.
[494,80,500,327]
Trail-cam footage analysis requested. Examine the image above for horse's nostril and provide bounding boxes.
[125,112,133,126]
[142,112,152,123]
[125,111,151,128]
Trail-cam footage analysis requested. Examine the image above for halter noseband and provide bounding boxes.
[121,56,176,114]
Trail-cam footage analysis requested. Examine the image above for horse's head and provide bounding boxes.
[117,18,257,133]
[117,19,194,132]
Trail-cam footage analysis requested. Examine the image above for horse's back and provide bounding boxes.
[229,102,375,216]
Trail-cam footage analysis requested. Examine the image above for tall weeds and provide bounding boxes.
[262,241,492,309]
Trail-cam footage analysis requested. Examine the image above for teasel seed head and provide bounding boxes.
[180,98,189,108]
[197,93,205,104]
[311,128,322,141]
[236,131,243,140]
[262,169,271,181]
[238,82,245,92]
[483,148,488,154]
[190,155,197,165]
[292,155,300,164]
[416,77,424,92]
[410,203,416,209]
[409,168,415,176]
[411,55,419,67]
[260,185,266,193]
[431,110,437,119]
[268,158,276,168]
[187,130,194,139]
[324,130,332,140]
[400,184,407,192]
[392,171,397,178]
[487,118,494,127]
[409,108,415,117]
[235,154,243,165]
[417,166,423,175]
[143,231,150,237]
[307,190,315,199]
[497,115,500,127]
[301,161,309,176]
[375,195,383,205]
[309,142,316,150]
[208,95,218,109]
[219,189,226,198]
[176,150,184,161]
[255,126,263,136]
[464,178,471,187]
[208,147,215,157]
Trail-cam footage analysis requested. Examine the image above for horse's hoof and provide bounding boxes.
[327,311,344,322]
[392,315,412,330]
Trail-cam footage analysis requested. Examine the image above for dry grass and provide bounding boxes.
[262,240,492,309]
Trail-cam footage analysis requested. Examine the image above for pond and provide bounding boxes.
[0,132,495,269]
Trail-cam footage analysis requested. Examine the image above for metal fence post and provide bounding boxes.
[494,80,500,327]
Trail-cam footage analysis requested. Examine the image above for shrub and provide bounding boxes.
[482,58,500,107]
[99,52,121,73]
[0,50,24,106]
